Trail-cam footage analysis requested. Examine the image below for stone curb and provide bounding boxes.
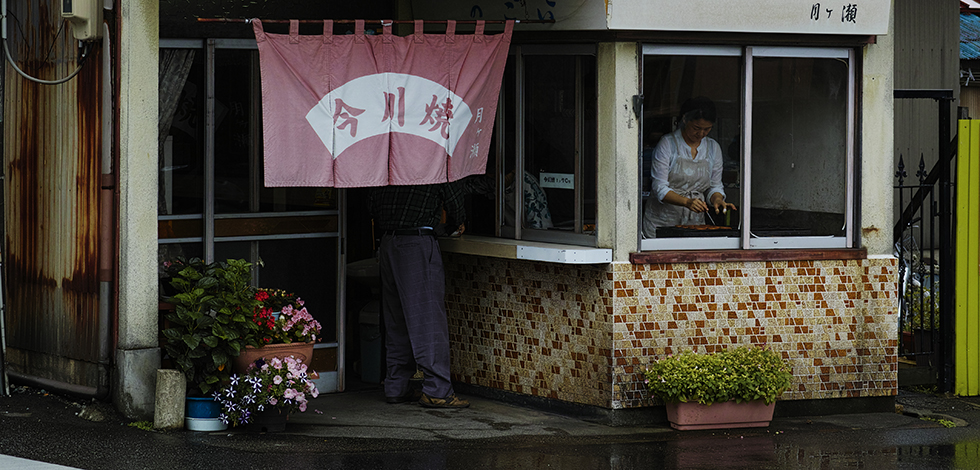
[898,405,970,428]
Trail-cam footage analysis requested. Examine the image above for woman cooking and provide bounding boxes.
[642,96,737,238]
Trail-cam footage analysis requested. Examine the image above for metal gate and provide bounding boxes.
[893,89,955,392]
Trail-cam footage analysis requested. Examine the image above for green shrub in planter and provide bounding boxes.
[161,258,262,395]
[643,346,793,405]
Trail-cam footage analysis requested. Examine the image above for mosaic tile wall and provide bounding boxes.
[444,254,614,407]
[444,254,898,410]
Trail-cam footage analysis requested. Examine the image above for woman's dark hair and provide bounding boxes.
[677,96,717,127]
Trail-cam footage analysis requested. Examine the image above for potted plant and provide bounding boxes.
[900,278,940,366]
[215,355,320,432]
[161,258,263,398]
[643,346,793,430]
[232,288,323,373]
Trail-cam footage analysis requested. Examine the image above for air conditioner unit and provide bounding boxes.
[61,0,103,41]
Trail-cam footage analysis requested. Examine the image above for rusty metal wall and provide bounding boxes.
[3,0,103,388]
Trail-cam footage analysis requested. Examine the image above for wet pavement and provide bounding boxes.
[2,383,980,469]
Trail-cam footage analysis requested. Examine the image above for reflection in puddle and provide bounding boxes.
[954,440,980,467]
[403,432,980,469]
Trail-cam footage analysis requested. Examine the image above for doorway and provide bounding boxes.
[158,38,344,393]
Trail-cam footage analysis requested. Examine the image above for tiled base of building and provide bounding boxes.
[444,254,898,410]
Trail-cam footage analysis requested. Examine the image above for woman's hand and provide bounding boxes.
[663,191,709,213]
[684,197,709,213]
[709,193,737,214]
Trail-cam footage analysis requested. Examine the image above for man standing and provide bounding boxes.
[368,182,470,408]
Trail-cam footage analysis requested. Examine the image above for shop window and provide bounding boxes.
[465,45,597,246]
[640,45,854,251]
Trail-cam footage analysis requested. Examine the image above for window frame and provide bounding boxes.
[495,44,598,247]
[639,44,856,251]
[157,39,340,261]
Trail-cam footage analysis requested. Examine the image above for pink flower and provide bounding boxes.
[273,375,283,385]
[269,398,278,406]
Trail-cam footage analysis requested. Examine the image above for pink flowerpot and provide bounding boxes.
[665,400,775,431]
[233,342,314,374]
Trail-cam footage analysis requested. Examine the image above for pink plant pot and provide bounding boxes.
[665,400,775,431]
[233,342,314,375]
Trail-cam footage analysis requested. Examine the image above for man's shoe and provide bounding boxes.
[419,393,470,408]
[385,389,422,404]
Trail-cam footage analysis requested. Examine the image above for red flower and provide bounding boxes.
[255,291,270,302]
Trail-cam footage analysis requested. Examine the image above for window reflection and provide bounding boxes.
[751,56,847,237]
[159,50,204,216]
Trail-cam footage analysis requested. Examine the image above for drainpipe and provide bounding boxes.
[95,15,114,400]
[0,0,9,400]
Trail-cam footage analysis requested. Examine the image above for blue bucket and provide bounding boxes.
[186,397,221,419]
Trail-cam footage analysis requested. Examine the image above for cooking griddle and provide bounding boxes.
[657,225,739,238]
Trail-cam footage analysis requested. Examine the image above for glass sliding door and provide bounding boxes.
[159,38,344,393]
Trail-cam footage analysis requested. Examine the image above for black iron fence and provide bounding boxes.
[894,155,941,369]
[893,89,955,392]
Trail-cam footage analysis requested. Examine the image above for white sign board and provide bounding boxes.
[539,172,574,190]
[607,0,891,35]
[412,0,890,35]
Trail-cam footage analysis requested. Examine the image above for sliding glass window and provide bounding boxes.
[462,45,597,246]
[640,45,854,251]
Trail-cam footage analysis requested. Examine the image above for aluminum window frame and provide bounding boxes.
[497,44,598,247]
[639,45,743,251]
[157,39,338,254]
[639,44,856,251]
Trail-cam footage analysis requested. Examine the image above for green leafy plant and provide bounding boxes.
[902,279,940,332]
[161,258,263,396]
[643,346,793,405]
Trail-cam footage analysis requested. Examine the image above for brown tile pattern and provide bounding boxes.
[443,254,898,410]
[444,254,614,407]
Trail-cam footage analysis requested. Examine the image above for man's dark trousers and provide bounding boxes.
[377,232,454,400]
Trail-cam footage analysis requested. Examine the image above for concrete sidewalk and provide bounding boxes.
[288,387,672,441]
[0,455,80,470]
[283,384,980,440]
[2,384,980,470]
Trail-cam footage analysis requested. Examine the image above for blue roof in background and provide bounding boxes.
[962,13,980,59]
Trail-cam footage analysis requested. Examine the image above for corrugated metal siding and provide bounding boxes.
[961,86,980,117]
[961,13,980,59]
[893,0,961,249]
[3,1,102,386]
